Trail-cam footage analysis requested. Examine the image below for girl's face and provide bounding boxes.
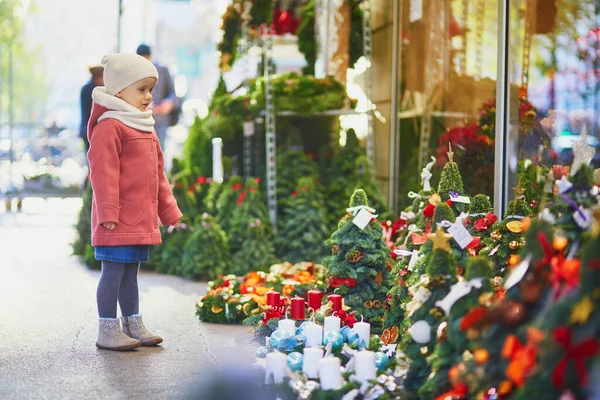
[116,77,157,111]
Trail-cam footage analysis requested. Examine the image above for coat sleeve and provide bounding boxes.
[156,140,183,226]
[88,122,122,225]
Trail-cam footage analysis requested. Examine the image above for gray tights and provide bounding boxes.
[96,261,140,319]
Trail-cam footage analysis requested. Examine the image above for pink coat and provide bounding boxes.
[87,102,182,246]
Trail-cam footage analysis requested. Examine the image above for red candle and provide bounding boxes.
[290,297,305,320]
[328,294,342,312]
[307,290,323,311]
[266,291,280,307]
[279,297,287,307]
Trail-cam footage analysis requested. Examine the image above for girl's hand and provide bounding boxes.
[102,222,117,230]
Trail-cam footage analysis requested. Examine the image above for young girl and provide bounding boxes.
[87,53,183,351]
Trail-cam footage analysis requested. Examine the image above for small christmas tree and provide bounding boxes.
[513,209,600,399]
[479,188,533,277]
[324,189,393,332]
[438,144,468,215]
[230,218,277,276]
[72,185,101,269]
[517,159,549,215]
[180,213,230,280]
[275,177,329,263]
[465,194,494,237]
[215,175,244,233]
[228,177,273,254]
[400,227,459,399]
[418,257,494,400]
[156,225,195,275]
[348,155,393,221]
[169,158,199,219]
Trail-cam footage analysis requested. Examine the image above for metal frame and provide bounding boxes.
[263,27,278,230]
[494,0,511,217]
[389,0,401,213]
[361,0,375,171]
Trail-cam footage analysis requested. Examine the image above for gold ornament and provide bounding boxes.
[429,193,442,206]
[506,221,524,234]
[474,348,489,364]
[428,227,453,251]
[420,346,429,355]
[553,235,568,252]
[570,297,595,325]
[364,300,373,309]
[509,240,520,250]
[491,230,502,241]
[373,300,382,309]
[211,305,224,314]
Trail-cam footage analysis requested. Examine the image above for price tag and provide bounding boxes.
[448,222,474,249]
[504,255,532,290]
[243,121,255,137]
[352,208,374,230]
[450,194,471,204]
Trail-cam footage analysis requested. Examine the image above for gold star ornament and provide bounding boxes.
[428,226,453,251]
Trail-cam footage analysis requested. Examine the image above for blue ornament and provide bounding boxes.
[255,346,269,358]
[347,329,367,349]
[340,325,351,341]
[269,329,293,348]
[286,352,303,372]
[323,331,344,350]
[374,352,389,370]
[296,321,311,335]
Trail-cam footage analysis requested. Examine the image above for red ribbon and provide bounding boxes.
[329,277,358,289]
[261,307,284,326]
[550,256,580,299]
[237,191,246,206]
[336,310,357,328]
[423,203,435,218]
[552,326,599,389]
[412,233,428,245]
[535,232,555,270]
[474,212,498,232]
[435,383,468,400]
[231,183,243,191]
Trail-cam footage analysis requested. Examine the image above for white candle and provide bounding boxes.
[304,322,323,347]
[278,319,296,336]
[265,351,288,384]
[354,350,376,383]
[302,347,324,379]
[353,321,371,349]
[323,316,341,334]
[211,138,224,183]
[319,356,343,390]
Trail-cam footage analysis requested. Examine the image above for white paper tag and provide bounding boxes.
[448,222,474,249]
[504,255,532,290]
[574,208,593,229]
[408,251,421,271]
[489,244,501,256]
[352,208,374,230]
[410,0,423,22]
[436,279,483,315]
[450,195,471,204]
[243,121,255,137]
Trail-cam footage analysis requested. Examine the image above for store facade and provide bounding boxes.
[370,0,599,215]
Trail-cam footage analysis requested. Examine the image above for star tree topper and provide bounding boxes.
[428,226,453,252]
[571,126,596,175]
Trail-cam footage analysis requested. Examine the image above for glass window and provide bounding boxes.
[394,0,500,210]
[508,0,599,191]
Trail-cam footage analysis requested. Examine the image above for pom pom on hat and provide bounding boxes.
[101,53,159,95]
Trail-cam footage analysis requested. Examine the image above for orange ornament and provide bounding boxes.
[522,217,532,231]
[498,380,513,396]
[474,348,489,364]
[553,236,568,252]
[448,366,461,383]
[508,254,520,267]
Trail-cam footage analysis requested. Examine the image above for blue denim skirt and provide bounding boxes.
[94,245,150,263]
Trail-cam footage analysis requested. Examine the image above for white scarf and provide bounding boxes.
[92,87,155,132]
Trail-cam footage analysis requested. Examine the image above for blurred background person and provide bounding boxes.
[80,64,104,153]
[136,43,176,151]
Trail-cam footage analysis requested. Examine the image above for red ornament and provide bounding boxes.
[197,176,207,184]
[255,177,261,183]
[237,191,246,206]
[552,327,599,389]
[328,294,343,312]
[290,297,305,320]
[329,277,358,289]
[266,291,280,307]
[307,290,323,311]
[423,203,435,218]
[292,190,299,197]
[231,183,243,191]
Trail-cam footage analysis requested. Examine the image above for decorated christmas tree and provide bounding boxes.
[437,144,469,215]
[215,175,244,234]
[400,227,459,399]
[418,256,494,400]
[228,177,273,254]
[517,158,549,215]
[348,155,393,221]
[230,218,277,276]
[514,209,600,399]
[324,189,393,332]
[456,219,558,399]
[275,177,329,263]
[465,194,495,237]
[180,213,230,280]
[479,188,533,277]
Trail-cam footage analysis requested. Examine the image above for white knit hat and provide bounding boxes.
[101,53,159,96]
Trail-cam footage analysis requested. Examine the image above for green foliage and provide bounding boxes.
[517,160,548,214]
[182,117,212,178]
[156,227,195,275]
[217,5,241,71]
[204,182,224,216]
[169,158,199,218]
[324,190,393,332]
[465,256,494,281]
[180,213,230,280]
[469,194,493,215]
[276,178,329,263]
[297,0,316,75]
[72,184,93,257]
[228,177,273,254]
[230,218,277,276]
[215,176,244,233]
[438,160,468,215]
[433,202,456,225]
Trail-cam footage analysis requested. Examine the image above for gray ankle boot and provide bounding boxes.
[121,314,163,346]
[96,318,142,351]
